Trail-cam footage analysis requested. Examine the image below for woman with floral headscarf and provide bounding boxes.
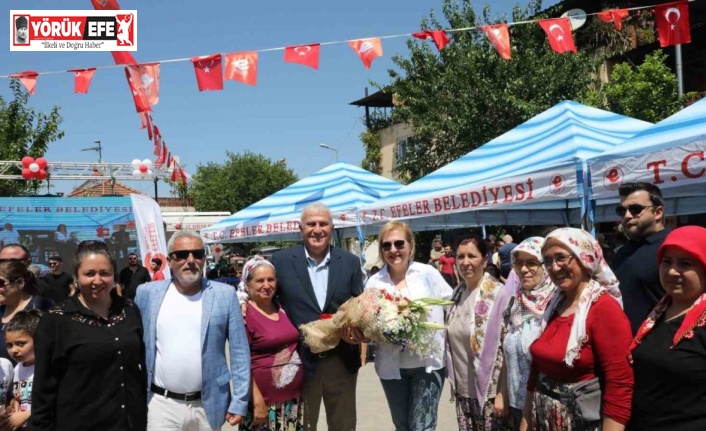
[627,226,706,431]
[240,257,304,431]
[497,237,557,430]
[520,228,633,431]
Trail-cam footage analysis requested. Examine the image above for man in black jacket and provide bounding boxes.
[118,253,151,301]
[611,182,669,334]
[270,203,363,431]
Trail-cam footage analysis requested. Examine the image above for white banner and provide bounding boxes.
[130,194,170,282]
[201,210,362,242]
[591,141,706,199]
[358,164,578,225]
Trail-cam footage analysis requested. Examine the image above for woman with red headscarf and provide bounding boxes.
[628,226,706,431]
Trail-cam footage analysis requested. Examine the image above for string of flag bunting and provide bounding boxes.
[5,0,696,186]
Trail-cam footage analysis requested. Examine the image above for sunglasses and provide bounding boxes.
[77,240,109,252]
[0,279,18,288]
[615,204,656,217]
[170,249,206,261]
[382,240,406,252]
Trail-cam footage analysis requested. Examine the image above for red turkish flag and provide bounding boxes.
[91,0,120,10]
[155,142,167,165]
[538,18,576,54]
[411,30,450,51]
[139,113,153,140]
[171,164,179,182]
[69,68,96,94]
[348,38,383,69]
[656,1,691,47]
[225,52,258,86]
[127,64,160,107]
[284,44,320,69]
[191,54,224,91]
[11,71,39,95]
[179,166,188,186]
[481,24,511,60]
[124,68,150,113]
[111,52,136,65]
[152,126,162,156]
[166,153,174,170]
[597,9,630,31]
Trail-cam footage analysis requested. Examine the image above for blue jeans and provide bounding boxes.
[380,367,446,431]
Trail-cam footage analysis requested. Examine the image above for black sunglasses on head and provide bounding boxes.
[77,240,109,252]
[382,240,406,252]
[615,204,656,217]
[170,249,206,261]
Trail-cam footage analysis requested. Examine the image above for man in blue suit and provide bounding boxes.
[270,203,364,431]
[135,230,250,430]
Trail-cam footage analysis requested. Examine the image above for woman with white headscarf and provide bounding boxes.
[520,228,633,431]
[239,258,304,431]
[497,237,557,430]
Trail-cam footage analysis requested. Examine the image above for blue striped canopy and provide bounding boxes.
[358,100,651,229]
[200,162,402,243]
[589,97,706,221]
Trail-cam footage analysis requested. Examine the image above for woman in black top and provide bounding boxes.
[30,241,147,431]
[0,260,53,364]
[628,226,706,430]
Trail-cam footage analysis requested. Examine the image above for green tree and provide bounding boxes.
[190,151,298,213]
[0,80,65,196]
[600,50,686,123]
[376,0,602,182]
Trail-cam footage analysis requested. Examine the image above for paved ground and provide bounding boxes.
[225,362,456,430]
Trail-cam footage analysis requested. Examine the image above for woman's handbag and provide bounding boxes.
[568,376,602,423]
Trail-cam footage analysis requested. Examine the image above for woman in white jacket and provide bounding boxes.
[365,220,453,431]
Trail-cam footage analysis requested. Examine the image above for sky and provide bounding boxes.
[4,0,560,199]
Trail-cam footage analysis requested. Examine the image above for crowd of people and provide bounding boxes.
[0,181,702,431]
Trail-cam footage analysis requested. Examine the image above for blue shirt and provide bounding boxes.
[305,247,331,310]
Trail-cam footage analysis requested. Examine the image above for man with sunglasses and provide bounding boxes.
[611,182,670,334]
[134,230,250,430]
[270,202,363,431]
[118,252,152,301]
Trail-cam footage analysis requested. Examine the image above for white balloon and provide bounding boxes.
[131,159,142,169]
[142,159,153,167]
[147,169,154,176]
[132,169,141,176]
[29,163,39,173]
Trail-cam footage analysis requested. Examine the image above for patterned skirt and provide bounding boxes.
[454,395,510,431]
[241,397,304,431]
[532,375,600,431]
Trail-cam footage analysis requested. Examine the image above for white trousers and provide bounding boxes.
[147,393,221,431]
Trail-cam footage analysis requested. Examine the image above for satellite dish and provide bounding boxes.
[561,8,587,30]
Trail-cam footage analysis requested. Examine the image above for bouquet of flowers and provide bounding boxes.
[300,288,453,357]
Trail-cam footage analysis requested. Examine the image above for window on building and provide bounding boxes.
[395,136,415,164]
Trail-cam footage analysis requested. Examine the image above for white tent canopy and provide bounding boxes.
[589,97,706,222]
[200,163,402,243]
[358,101,652,230]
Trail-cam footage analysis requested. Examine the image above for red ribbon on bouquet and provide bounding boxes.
[320,313,333,320]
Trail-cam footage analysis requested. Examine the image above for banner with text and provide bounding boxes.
[591,141,706,199]
[357,165,578,225]
[0,196,136,267]
[130,194,170,281]
[10,10,137,51]
[200,209,367,242]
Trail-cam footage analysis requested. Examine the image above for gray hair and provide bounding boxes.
[502,234,513,244]
[167,229,204,253]
[28,264,42,278]
[300,202,332,225]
